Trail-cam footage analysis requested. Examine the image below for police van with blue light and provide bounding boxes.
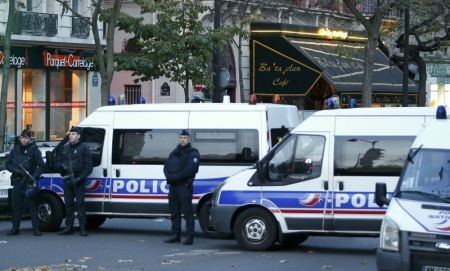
[375,105,450,271]
[30,99,301,233]
[209,97,450,251]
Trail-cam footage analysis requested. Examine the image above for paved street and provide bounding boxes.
[0,216,378,271]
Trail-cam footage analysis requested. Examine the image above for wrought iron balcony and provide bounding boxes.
[71,16,90,39]
[12,11,58,36]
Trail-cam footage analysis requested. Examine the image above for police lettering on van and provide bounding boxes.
[210,106,449,251]
[34,103,300,233]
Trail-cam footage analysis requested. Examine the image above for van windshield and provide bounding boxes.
[398,149,450,203]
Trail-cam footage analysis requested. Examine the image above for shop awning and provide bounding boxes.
[251,36,418,96]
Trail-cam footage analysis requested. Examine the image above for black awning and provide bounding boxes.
[284,37,418,93]
[251,36,418,96]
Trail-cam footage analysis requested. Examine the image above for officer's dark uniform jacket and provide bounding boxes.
[57,141,93,180]
[6,139,44,182]
[164,143,200,185]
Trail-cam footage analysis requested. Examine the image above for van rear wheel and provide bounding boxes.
[234,208,277,251]
[86,215,107,228]
[199,201,233,239]
[38,193,64,232]
[279,234,308,248]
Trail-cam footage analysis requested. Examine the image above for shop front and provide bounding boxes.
[251,23,418,109]
[0,45,99,143]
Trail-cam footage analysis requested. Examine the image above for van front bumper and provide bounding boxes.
[376,248,403,271]
[210,205,238,234]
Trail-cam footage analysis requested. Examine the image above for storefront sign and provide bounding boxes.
[428,64,450,77]
[437,77,450,84]
[319,28,348,40]
[0,46,98,71]
[341,93,418,105]
[253,40,320,95]
[92,72,98,87]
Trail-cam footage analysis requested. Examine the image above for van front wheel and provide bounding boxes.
[38,193,64,232]
[234,208,277,251]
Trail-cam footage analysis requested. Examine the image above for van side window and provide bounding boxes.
[334,136,415,176]
[112,129,259,165]
[191,129,259,164]
[267,135,325,183]
[270,127,290,148]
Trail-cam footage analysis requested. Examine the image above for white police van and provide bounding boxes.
[210,106,450,251]
[37,102,300,232]
[375,106,450,271]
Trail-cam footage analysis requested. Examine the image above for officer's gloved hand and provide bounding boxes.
[69,177,81,186]
[14,170,24,179]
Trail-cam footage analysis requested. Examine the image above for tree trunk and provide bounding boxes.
[414,55,426,107]
[185,78,189,103]
[0,0,16,152]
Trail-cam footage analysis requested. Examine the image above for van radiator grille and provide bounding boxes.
[408,232,450,271]
[410,250,450,271]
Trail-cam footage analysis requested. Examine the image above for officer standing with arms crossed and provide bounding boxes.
[6,129,44,236]
[56,127,93,237]
[163,130,200,245]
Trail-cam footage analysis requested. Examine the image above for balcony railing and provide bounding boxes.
[71,16,90,39]
[12,11,58,37]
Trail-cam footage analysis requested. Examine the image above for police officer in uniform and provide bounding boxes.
[6,129,44,236]
[56,127,93,237]
[163,130,200,245]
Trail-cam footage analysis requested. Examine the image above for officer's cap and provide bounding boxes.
[20,129,31,138]
[180,130,190,137]
[70,126,81,134]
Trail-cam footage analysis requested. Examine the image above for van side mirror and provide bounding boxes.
[375,182,390,206]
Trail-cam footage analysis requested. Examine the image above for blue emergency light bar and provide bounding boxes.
[436,105,447,119]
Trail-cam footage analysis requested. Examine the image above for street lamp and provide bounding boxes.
[348,138,378,148]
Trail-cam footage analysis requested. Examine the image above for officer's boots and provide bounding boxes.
[80,225,88,237]
[164,234,181,243]
[33,227,42,236]
[183,235,194,245]
[6,227,20,236]
[57,225,74,235]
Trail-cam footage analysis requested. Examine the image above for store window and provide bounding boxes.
[50,70,87,140]
[22,69,46,141]
[0,68,16,146]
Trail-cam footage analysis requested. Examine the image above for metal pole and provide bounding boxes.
[212,0,221,103]
[402,8,409,107]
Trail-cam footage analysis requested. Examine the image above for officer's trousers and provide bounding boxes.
[12,180,40,228]
[63,180,86,226]
[168,183,195,236]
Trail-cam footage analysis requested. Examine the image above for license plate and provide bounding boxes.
[422,266,450,271]
[0,189,7,196]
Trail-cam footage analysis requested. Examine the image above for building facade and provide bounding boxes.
[0,0,104,144]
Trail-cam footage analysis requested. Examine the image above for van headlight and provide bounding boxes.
[379,216,400,251]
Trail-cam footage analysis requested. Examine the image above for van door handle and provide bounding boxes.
[338,181,344,191]
[103,168,107,177]
[323,181,328,190]
[116,169,120,178]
